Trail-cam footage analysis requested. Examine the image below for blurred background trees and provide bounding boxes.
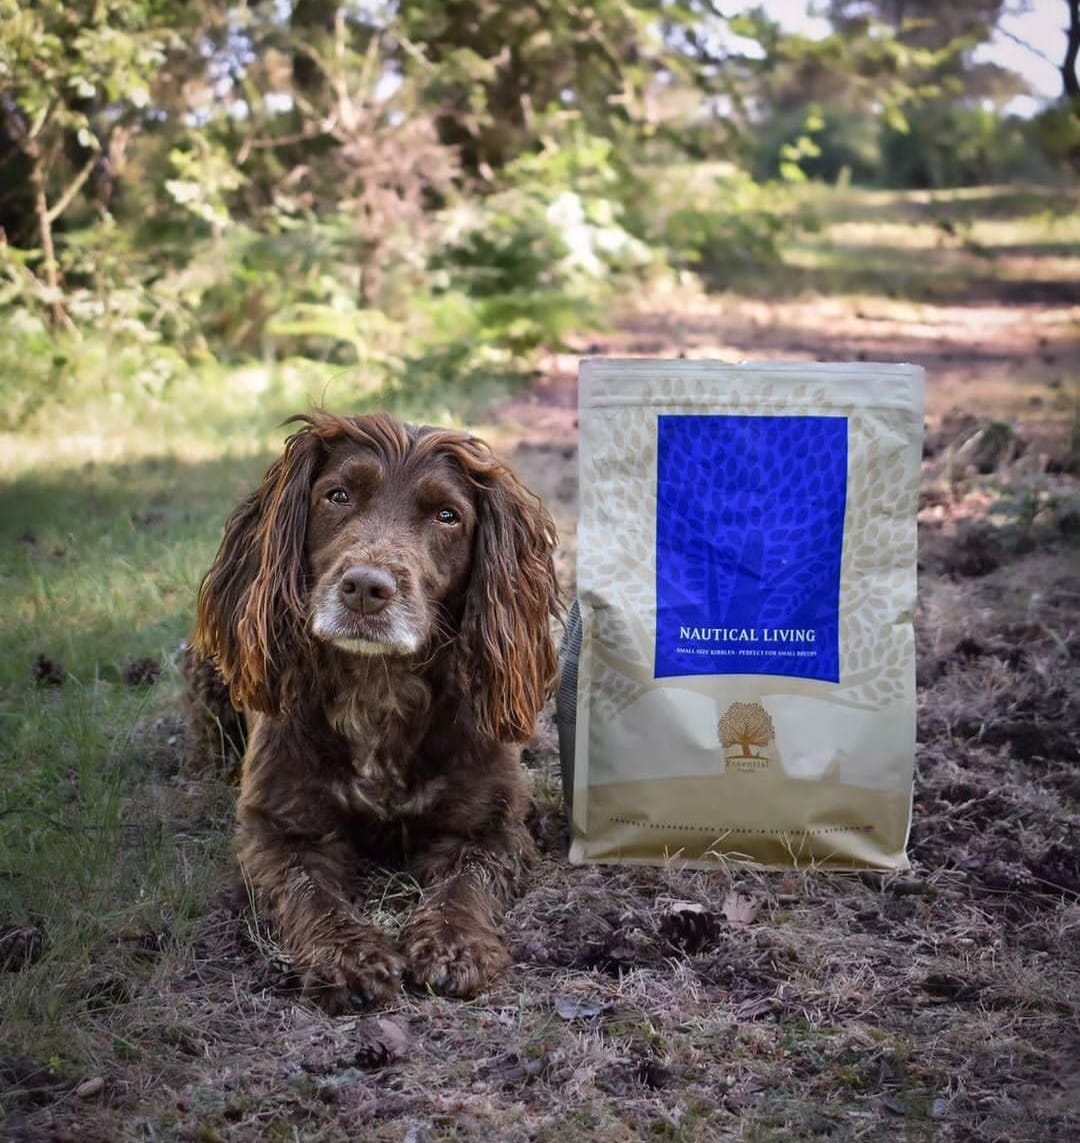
[0,0,1075,414]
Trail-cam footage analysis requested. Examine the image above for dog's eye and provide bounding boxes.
[326,488,350,505]
[436,507,460,526]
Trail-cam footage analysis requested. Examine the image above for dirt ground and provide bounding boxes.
[4,283,1079,1141]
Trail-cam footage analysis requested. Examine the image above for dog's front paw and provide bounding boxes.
[401,911,511,998]
[297,931,405,1014]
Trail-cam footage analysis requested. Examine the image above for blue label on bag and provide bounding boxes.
[655,414,847,682]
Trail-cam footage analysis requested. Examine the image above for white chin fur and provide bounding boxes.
[311,604,423,657]
[328,635,420,656]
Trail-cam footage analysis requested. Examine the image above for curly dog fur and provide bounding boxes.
[184,411,559,1010]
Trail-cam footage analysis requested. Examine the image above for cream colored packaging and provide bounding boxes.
[565,359,925,870]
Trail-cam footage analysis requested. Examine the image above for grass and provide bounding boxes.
[2,181,1078,1140]
[0,323,537,1102]
[0,424,252,1074]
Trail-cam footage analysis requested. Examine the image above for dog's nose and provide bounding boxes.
[339,566,398,615]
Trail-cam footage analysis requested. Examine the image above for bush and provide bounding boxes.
[880,103,1057,188]
[753,104,882,185]
[1027,103,1080,173]
[628,166,808,288]
[431,130,653,352]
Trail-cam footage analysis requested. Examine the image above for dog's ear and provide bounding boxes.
[193,426,323,715]
[455,446,560,742]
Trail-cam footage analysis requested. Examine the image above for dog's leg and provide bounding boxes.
[236,815,405,1012]
[179,643,246,776]
[402,822,536,998]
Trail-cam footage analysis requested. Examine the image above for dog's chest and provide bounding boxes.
[326,674,445,821]
[334,747,447,821]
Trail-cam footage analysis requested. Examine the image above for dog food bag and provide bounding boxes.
[563,359,924,870]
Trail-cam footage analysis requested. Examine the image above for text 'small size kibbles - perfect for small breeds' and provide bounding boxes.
[558,359,925,870]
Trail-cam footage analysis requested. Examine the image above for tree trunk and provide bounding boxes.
[25,135,64,328]
[1065,0,1080,103]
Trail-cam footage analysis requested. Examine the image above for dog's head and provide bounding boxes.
[193,411,559,742]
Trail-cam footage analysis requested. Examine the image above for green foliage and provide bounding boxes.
[164,142,248,236]
[1028,103,1080,172]
[755,105,882,185]
[663,201,787,281]
[0,0,170,120]
[631,167,808,286]
[880,102,1056,188]
[397,0,660,172]
[734,3,1067,190]
[430,126,651,352]
[433,195,590,354]
[753,98,1068,191]
[0,0,178,280]
[177,220,370,359]
[440,197,571,300]
[0,0,1069,419]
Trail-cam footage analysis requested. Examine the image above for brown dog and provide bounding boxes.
[186,411,559,1011]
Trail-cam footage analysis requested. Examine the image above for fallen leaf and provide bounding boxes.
[353,1016,408,1067]
[722,892,762,927]
[555,995,606,1020]
[75,1076,104,1099]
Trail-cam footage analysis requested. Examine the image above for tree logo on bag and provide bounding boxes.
[718,702,775,771]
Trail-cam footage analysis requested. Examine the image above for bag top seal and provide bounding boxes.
[579,359,925,413]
